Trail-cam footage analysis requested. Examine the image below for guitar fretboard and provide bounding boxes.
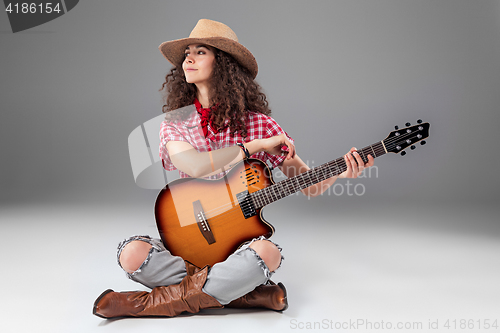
[250,141,386,208]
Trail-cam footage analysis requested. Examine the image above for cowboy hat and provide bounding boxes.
[159,19,258,79]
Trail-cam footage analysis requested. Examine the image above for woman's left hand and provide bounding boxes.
[260,133,296,160]
[339,147,375,179]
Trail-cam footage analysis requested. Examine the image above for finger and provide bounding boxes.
[289,141,295,159]
[366,154,375,167]
[286,146,293,159]
[353,151,364,169]
[283,139,290,159]
[284,137,295,159]
[345,154,356,177]
[281,144,291,159]
[348,152,360,177]
[355,152,367,176]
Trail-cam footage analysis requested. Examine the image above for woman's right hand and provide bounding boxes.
[260,133,296,160]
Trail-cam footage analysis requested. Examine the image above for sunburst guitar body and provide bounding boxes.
[155,159,274,268]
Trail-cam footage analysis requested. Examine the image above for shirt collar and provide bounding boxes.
[192,98,233,129]
[194,98,213,113]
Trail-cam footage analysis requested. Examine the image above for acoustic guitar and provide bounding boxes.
[155,121,430,268]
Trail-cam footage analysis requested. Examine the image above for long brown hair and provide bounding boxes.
[159,47,271,137]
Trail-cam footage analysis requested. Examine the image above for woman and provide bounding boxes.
[93,19,374,319]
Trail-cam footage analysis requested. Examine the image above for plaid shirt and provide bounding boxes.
[159,105,293,179]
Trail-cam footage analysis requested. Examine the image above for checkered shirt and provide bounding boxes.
[159,107,293,179]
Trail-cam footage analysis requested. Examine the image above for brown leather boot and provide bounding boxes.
[225,281,288,311]
[93,264,223,318]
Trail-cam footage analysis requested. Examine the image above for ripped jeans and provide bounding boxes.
[116,235,284,305]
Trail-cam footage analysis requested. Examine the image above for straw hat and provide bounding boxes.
[159,19,258,79]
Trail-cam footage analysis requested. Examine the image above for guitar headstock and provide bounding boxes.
[383,120,430,155]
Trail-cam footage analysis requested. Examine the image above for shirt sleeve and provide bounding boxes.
[159,120,188,171]
[263,116,294,168]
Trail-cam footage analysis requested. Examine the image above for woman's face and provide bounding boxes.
[183,44,215,87]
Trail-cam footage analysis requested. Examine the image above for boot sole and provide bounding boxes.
[92,289,114,319]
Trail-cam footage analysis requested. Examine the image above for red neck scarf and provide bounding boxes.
[194,98,217,138]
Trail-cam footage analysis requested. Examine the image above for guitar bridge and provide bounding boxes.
[193,200,215,245]
[236,190,257,218]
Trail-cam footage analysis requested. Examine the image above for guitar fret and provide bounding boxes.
[358,149,366,163]
[341,158,347,173]
[317,167,323,184]
[276,183,283,200]
[294,176,301,192]
[320,166,327,181]
[313,168,320,184]
[287,179,294,196]
[297,173,303,188]
[281,182,287,198]
[334,159,342,175]
[295,175,302,191]
[300,172,308,189]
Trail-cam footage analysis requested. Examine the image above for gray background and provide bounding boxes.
[1,1,499,332]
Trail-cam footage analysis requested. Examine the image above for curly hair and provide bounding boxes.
[159,47,271,138]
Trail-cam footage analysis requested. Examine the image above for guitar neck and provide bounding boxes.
[250,141,386,209]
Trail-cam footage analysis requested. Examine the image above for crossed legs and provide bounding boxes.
[120,238,282,275]
[117,236,283,305]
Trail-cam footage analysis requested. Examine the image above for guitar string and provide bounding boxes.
[193,206,260,229]
[254,127,426,204]
[199,146,387,218]
[200,142,389,216]
[200,141,390,217]
[192,127,426,218]
[251,126,427,208]
[200,143,391,217]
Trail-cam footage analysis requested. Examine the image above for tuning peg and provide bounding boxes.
[420,140,426,145]
[411,145,416,150]
[401,151,407,156]
[395,125,399,130]
[405,122,411,127]
[417,119,423,124]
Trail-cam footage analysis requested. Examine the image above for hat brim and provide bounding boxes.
[159,37,258,79]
